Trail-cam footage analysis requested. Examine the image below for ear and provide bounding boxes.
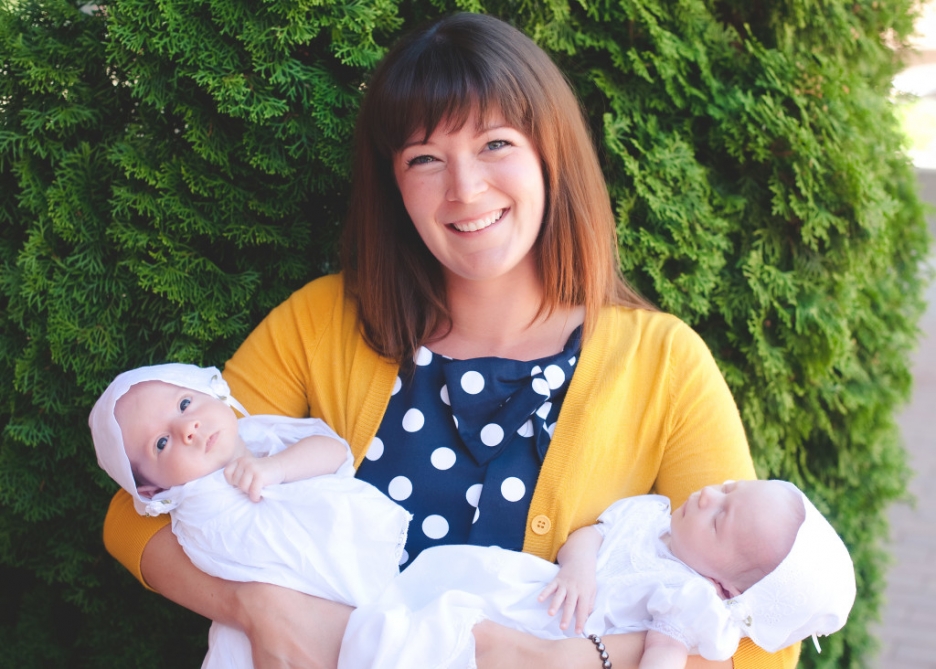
[136,483,164,499]
[707,576,740,600]
[723,581,743,599]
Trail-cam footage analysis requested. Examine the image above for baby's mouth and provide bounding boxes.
[450,209,506,233]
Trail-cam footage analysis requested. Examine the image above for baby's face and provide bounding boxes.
[115,380,247,493]
[669,480,796,598]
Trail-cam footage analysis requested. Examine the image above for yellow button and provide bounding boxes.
[531,514,552,535]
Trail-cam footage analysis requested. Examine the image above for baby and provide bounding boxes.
[89,363,411,669]
[338,480,856,669]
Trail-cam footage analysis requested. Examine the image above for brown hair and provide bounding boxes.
[341,12,652,363]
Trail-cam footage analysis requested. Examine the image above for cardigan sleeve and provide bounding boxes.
[102,489,169,588]
[653,320,758,509]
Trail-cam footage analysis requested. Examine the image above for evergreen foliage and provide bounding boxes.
[0,0,928,666]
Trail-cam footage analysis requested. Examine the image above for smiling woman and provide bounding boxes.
[341,12,652,364]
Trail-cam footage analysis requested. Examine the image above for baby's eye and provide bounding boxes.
[156,437,168,452]
[179,398,191,412]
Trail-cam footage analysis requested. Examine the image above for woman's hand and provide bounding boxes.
[473,621,647,669]
[472,623,734,669]
[141,525,351,669]
[234,582,352,669]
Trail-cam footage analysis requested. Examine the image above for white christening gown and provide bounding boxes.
[338,495,747,669]
[146,415,411,669]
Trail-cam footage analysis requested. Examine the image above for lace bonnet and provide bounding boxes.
[88,363,248,516]
[727,480,856,653]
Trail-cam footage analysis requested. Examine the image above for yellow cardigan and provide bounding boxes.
[103,273,798,669]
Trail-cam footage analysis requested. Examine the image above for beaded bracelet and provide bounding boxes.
[587,634,612,668]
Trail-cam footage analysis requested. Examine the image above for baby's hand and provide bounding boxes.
[537,564,597,635]
[224,455,285,502]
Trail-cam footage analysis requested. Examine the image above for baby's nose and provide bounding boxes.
[698,485,721,506]
[178,418,200,444]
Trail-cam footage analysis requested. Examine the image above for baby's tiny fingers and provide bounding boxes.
[548,587,567,616]
[560,597,577,630]
[538,581,559,602]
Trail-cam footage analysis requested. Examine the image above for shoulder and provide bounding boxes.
[591,306,715,369]
[597,306,704,346]
[262,273,362,344]
[282,273,348,311]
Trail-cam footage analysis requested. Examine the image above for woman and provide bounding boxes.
[103,13,799,669]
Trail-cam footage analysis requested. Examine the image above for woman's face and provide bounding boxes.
[393,112,546,286]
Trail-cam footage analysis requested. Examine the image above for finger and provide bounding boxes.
[574,598,589,634]
[225,465,242,487]
[249,476,266,503]
[560,596,576,630]
[548,587,567,616]
[538,582,558,602]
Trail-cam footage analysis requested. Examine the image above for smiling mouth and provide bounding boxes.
[450,209,506,233]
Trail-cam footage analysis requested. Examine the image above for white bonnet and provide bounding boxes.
[730,480,856,653]
[88,363,248,516]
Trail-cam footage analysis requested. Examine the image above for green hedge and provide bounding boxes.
[0,0,928,666]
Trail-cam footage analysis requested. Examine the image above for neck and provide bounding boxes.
[432,268,584,360]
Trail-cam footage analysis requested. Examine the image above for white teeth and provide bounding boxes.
[451,209,505,232]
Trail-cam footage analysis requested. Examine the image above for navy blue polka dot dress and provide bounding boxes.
[355,327,582,568]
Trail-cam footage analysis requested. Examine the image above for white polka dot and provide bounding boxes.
[388,476,412,501]
[422,515,449,540]
[399,549,409,565]
[480,423,504,447]
[392,376,402,395]
[466,483,483,507]
[431,447,456,470]
[531,365,542,375]
[365,437,384,461]
[536,402,552,419]
[532,377,550,396]
[569,356,577,366]
[517,419,534,437]
[544,364,565,389]
[461,370,485,394]
[473,507,480,523]
[501,477,526,502]
[414,347,433,366]
[547,422,557,437]
[402,408,425,432]
[440,384,450,405]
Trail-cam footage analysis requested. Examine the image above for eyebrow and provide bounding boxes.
[398,122,512,152]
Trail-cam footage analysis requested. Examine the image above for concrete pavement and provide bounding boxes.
[871,166,936,667]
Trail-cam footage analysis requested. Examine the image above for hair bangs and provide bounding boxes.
[368,31,533,158]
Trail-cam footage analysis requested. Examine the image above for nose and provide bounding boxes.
[446,157,487,203]
[697,485,722,508]
[175,417,200,445]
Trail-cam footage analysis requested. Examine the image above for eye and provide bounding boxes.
[405,154,435,167]
[156,437,168,452]
[486,139,510,151]
[179,398,191,412]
